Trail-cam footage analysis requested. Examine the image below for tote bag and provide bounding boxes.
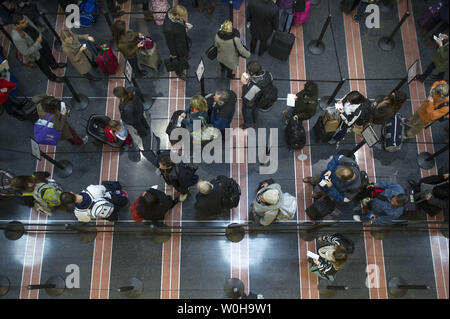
[34,114,62,145]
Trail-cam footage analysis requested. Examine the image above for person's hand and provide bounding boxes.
[1,88,7,93]
[87,36,95,42]
[61,108,67,116]
[262,182,269,188]
[185,22,192,29]
[338,108,345,114]
[293,115,298,121]
[179,113,186,119]
[436,38,443,47]
[37,35,43,43]
[443,173,449,179]
[137,41,144,48]
[170,55,177,59]
[313,259,320,265]
[343,197,351,203]
[326,179,333,187]
[373,101,378,107]
[241,73,249,84]
[324,171,332,178]
[79,45,86,52]
[427,96,434,103]
[317,236,323,242]
[425,193,432,201]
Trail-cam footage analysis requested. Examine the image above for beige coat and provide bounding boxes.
[62,33,93,75]
[214,31,250,70]
[34,94,73,141]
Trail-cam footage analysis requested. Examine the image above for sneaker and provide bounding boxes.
[180,193,188,202]
[82,136,89,144]
[353,215,361,222]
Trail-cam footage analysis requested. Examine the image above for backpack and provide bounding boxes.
[33,181,63,207]
[79,0,99,27]
[331,233,355,255]
[90,197,115,219]
[214,175,241,209]
[256,78,278,110]
[285,118,306,151]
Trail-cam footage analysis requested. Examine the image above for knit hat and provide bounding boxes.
[262,189,279,205]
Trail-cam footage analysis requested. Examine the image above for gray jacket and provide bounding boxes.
[214,29,250,70]
[11,16,42,64]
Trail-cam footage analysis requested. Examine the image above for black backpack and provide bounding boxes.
[257,80,278,110]
[214,175,241,209]
[332,233,355,255]
[285,118,306,151]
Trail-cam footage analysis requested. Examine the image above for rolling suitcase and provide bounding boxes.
[306,195,336,220]
[382,113,405,152]
[268,31,295,61]
[95,44,118,75]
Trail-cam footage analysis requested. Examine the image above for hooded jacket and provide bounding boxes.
[214,28,250,70]
[242,71,274,106]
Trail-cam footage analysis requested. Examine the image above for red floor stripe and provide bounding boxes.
[343,11,388,299]
[397,0,448,299]
[19,7,66,299]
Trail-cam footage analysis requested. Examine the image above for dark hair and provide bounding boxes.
[113,86,135,104]
[60,192,76,206]
[41,96,59,114]
[394,194,409,206]
[12,14,25,26]
[303,81,318,98]
[247,61,262,76]
[343,91,365,105]
[332,246,348,270]
[111,20,126,46]
[9,175,36,192]
[159,155,173,168]
[142,190,159,207]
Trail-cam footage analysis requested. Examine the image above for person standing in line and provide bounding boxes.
[209,89,237,131]
[163,4,191,80]
[276,0,294,32]
[214,20,250,79]
[130,186,179,222]
[247,0,279,56]
[416,34,448,83]
[11,14,66,82]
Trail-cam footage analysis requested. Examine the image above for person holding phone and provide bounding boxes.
[416,33,448,82]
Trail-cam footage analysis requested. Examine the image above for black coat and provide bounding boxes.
[118,91,145,126]
[247,0,279,40]
[162,14,190,58]
[157,152,199,194]
[136,188,174,221]
[195,179,227,216]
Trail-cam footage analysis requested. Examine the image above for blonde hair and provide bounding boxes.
[220,20,233,34]
[60,30,73,43]
[336,166,355,182]
[332,246,347,270]
[170,5,187,19]
[190,94,208,112]
[108,120,122,131]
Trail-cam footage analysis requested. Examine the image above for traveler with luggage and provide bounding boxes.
[292,0,311,27]
[247,0,279,56]
[156,151,199,202]
[60,181,129,222]
[309,233,351,281]
[303,154,362,203]
[405,80,449,138]
[130,186,179,222]
[9,171,63,216]
[209,89,237,131]
[11,14,66,82]
[370,89,408,125]
[213,20,250,79]
[178,94,210,132]
[34,94,88,146]
[283,80,318,123]
[409,171,449,217]
[162,4,191,80]
[240,60,278,129]
[276,0,294,32]
[60,30,101,81]
[111,20,147,77]
[250,179,297,226]
[195,176,241,218]
[416,33,448,83]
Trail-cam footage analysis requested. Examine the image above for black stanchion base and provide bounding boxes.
[224,278,244,299]
[378,37,395,51]
[226,224,245,243]
[308,40,325,55]
[119,278,143,298]
[318,279,337,298]
[0,276,10,297]
[54,160,73,179]
[388,276,408,298]
[141,94,153,111]
[45,275,66,297]
[299,230,317,242]
[417,152,435,170]
[4,221,25,241]
[71,94,89,112]
[150,224,171,244]
[319,96,333,111]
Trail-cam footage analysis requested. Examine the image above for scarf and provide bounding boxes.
[168,13,185,26]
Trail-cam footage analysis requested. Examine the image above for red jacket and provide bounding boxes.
[104,125,132,145]
[0,79,16,104]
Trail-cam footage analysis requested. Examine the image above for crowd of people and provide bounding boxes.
[0,0,449,282]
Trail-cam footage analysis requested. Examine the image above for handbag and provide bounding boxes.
[205,45,218,60]
[33,114,62,146]
[138,43,160,70]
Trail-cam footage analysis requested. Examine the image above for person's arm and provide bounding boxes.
[325,184,346,203]
[314,257,335,279]
[320,234,344,246]
[174,27,189,57]
[12,32,42,57]
[429,104,449,122]
[210,116,229,131]
[340,110,361,126]
[374,181,404,194]
[233,37,251,58]
[326,155,343,172]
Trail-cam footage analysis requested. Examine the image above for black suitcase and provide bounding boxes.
[269,31,295,61]
[312,115,334,143]
[306,195,336,220]
[285,118,306,151]
[382,113,405,152]
[166,110,185,144]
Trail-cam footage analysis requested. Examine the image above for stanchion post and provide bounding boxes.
[229,1,233,21]
[417,144,449,170]
[39,150,73,179]
[63,76,89,111]
[319,78,346,110]
[0,23,13,44]
[308,13,331,55]
[378,11,410,51]
[39,12,62,52]
[200,77,206,97]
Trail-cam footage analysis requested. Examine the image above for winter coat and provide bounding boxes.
[117,30,140,60]
[62,33,93,75]
[251,183,296,226]
[35,94,74,141]
[318,155,362,203]
[292,81,318,120]
[118,89,145,127]
[157,155,199,194]
[210,90,237,130]
[313,234,347,280]
[242,71,274,107]
[11,16,42,64]
[417,81,449,123]
[364,181,406,225]
[132,188,174,222]
[195,179,227,216]
[214,29,250,71]
[247,0,279,40]
[74,184,108,222]
[432,42,449,73]
[162,13,190,58]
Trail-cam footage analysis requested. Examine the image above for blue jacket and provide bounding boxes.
[318,155,361,203]
[209,90,237,130]
[363,181,406,225]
